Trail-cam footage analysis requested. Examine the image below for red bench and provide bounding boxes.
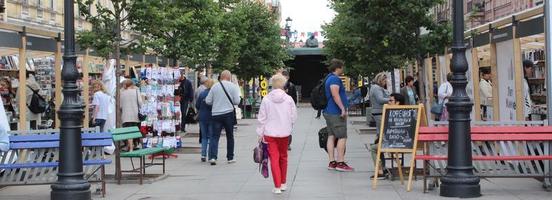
[416,126,552,192]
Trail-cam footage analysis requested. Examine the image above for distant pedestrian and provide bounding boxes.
[120,80,143,151]
[282,71,297,150]
[370,93,403,179]
[178,74,194,133]
[206,70,241,165]
[323,59,353,172]
[91,81,111,132]
[400,75,418,105]
[0,97,10,152]
[479,69,492,120]
[257,74,297,194]
[437,73,453,121]
[195,76,209,144]
[368,72,390,176]
[522,60,534,120]
[369,72,390,137]
[196,79,215,162]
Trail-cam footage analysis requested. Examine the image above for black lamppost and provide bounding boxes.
[440,0,481,198]
[50,0,91,199]
[285,17,293,46]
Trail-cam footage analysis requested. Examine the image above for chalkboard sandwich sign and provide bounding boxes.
[372,104,426,191]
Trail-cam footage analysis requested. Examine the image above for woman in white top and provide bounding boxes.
[522,60,534,120]
[479,69,493,120]
[437,73,453,121]
[120,79,143,151]
[0,97,10,152]
[91,81,111,132]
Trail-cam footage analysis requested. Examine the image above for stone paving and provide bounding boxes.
[1,106,551,200]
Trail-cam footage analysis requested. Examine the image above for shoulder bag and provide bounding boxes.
[136,89,146,121]
[220,82,238,125]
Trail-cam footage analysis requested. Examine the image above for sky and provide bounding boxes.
[279,0,336,41]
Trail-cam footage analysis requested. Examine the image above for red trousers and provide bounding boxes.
[264,136,289,188]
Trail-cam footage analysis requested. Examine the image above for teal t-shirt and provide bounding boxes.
[323,74,349,115]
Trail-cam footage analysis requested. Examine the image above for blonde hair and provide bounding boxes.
[92,80,107,93]
[373,72,387,87]
[271,74,287,90]
[205,79,215,89]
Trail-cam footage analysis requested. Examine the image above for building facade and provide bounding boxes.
[433,0,544,29]
[2,1,124,33]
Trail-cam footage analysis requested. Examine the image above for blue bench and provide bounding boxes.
[0,128,112,197]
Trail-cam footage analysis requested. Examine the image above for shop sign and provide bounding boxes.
[491,26,513,43]
[473,32,490,47]
[130,54,143,62]
[26,36,56,52]
[259,75,268,97]
[517,16,544,38]
[0,31,21,49]
[145,55,156,64]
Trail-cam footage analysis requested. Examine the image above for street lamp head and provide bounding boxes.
[285,17,293,28]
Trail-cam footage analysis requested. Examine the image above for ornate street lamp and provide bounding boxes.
[50,0,91,199]
[285,17,293,45]
[440,0,481,197]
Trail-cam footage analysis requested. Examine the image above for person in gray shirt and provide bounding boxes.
[205,70,241,165]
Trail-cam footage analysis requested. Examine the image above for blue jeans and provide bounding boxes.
[199,120,212,158]
[210,112,235,160]
[95,119,106,132]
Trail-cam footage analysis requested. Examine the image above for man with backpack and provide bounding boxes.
[321,59,353,172]
[19,71,45,130]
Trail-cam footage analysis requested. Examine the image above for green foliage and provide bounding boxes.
[76,0,139,58]
[214,1,289,80]
[323,0,451,75]
[129,0,221,67]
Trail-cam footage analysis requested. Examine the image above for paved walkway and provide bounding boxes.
[1,107,551,200]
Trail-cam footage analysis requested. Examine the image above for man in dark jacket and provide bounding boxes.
[282,71,296,150]
[282,71,297,104]
[178,75,194,133]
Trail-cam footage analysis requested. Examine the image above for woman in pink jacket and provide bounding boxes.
[257,74,297,194]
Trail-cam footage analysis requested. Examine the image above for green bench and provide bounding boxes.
[111,127,169,184]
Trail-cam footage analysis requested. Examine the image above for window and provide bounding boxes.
[21,0,30,18]
[50,0,54,11]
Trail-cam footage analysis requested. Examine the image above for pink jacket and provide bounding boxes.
[256,89,297,138]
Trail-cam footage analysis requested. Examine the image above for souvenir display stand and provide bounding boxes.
[139,64,182,159]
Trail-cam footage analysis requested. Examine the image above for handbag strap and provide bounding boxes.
[135,88,140,109]
[220,81,234,105]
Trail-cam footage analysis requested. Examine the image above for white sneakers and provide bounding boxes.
[228,159,236,164]
[280,184,287,191]
[272,184,287,194]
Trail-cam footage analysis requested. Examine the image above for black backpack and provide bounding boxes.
[27,86,47,113]
[310,75,330,110]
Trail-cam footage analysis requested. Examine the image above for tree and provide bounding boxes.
[129,0,221,67]
[77,0,139,127]
[214,1,289,80]
[323,0,451,75]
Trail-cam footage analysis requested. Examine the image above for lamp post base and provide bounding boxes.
[51,190,91,200]
[51,180,91,200]
[440,175,481,198]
